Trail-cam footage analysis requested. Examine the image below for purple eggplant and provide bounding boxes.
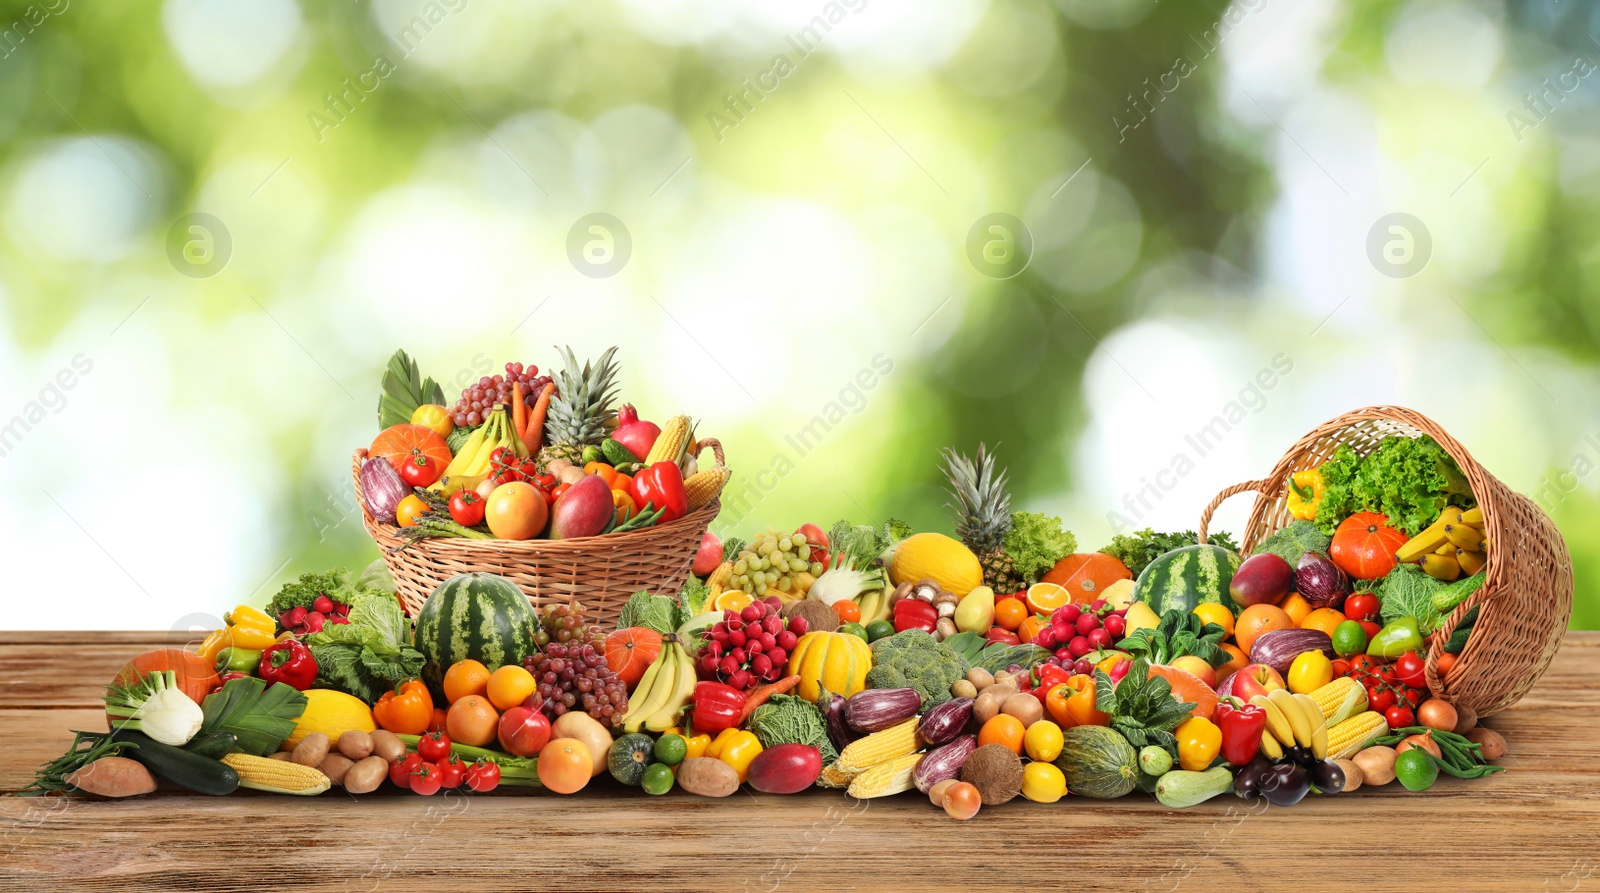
[917,697,973,747]
[1295,551,1350,608]
[1249,628,1335,676]
[845,688,923,733]
[819,690,860,753]
[912,734,977,793]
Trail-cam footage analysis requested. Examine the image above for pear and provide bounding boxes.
[1123,600,1162,637]
[953,585,996,634]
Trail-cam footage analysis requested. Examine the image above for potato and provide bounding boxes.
[558,466,587,485]
[1466,727,1507,761]
[1353,745,1397,786]
[1001,692,1044,728]
[338,730,374,761]
[344,756,389,794]
[951,679,978,700]
[1333,758,1363,792]
[369,730,405,763]
[677,757,739,797]
[65,756,156,798]
[292,733,331,767]
[992,671,1016,689]
[966,668,994,689]
[320,753,356,786]
[973,690,1004,725]
[268,752,293,761]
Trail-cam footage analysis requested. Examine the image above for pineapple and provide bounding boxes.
[535,345,620,471]
[940,444,1023,594]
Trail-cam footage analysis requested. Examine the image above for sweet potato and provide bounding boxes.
[65,756,157,798]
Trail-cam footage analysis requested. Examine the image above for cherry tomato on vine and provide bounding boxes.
[390,753,422,790]
[465,760,501,793]
[1394,651,1428,689]
[435,756,465,789]
[1385,705,1415,728]
[409,762,442,796]
[1368,687,1397,714]
[417,730,452,763]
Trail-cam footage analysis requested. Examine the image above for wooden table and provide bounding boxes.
[2,631,1595,892]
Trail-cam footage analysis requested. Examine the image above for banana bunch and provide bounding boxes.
[855,586,893,625]
[1395,505,1487,582]
[1253,689,1330,762]
[619,634,696,734]
[433,404,525,495]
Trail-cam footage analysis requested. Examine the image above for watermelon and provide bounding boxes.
[413,573,539,699]
[1133,544,1242,616]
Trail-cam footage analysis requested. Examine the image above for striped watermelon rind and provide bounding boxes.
[1132,544,1243,616]
[414,572,540,699]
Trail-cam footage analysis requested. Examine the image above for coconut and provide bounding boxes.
[782,599,840,634]
[959,743,1023,806]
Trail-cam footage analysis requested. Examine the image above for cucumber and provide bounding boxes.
[117,731,240,796]
[1155,766,1233,809]
[183,732,238,760]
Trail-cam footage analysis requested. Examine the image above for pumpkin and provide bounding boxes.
[604,627,663,688]
[368,423,450,472]
[1147,663,1219,721]
[1329,512,1407,581]
[110,649,218,710]
[889,533,983,597]
[788,631,873,701]
[607,733,655,786]
[1041,553,1134,603]
[285,689,376,750]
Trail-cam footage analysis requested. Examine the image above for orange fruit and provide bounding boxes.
[485,481,548,540]
[994,597,1028,631]
[1191,603,1235,639]
[978,714,1026,755]
[395,494,428,528]
[446,695,499,747]
[487,665,536,711]
[713,590,752,612]
[1279,593,1313,627]
[1216,643,1250,681]
[1235,604,1294,654]
[1025,583,1071,616]
[369,423,450,472]
[1017,614,1049,644]
[443,659,491,704]
[1301,607,1348,638]
[537,738,593,794]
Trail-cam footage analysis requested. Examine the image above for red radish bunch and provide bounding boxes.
[280,595,352,635]
[698,596,804,690]
[1036,600,1128,677]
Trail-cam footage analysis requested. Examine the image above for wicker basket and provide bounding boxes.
[353,443,724,630]
[1196,405,1573,721]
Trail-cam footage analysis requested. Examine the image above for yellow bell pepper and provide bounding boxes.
[706,729,762,783]
[1175,716,1222,772]
[1286,468,1325,521]
[684,733,712,761]
[196,604,280,665]
[196,628,231,666]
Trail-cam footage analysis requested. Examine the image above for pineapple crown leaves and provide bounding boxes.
[548,345,621,445]
[1093,658,1196,753]
[939,442,1013,546]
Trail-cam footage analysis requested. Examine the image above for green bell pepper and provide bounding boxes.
[1367,617,1423,658]
[215,646,263,675]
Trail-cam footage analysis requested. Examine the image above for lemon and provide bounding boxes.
[1024,719,1064,763]
[1021,761,1067,803]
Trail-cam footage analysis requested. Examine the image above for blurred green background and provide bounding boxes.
[1,0,1595,629]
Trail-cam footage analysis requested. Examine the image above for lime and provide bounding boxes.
[838,622,868,642]
[653,733,687,767]
[1331,620,1368,658]
[865,620,896,642]
[641,763,675,795]
[1395,748,1439,792]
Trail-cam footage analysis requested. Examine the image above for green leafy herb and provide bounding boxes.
[1002,512,1077,586]
[1093,658,1195,753]
[198,678,308,756]
[305,589,425,703]
[679,575,710,618]
[1115,610,1228,667]
[1101,529,1241,578]
[378,348,446,429]
[1315,436,1474,536]
[1373,564,1447,634]
[1252,520,1331,565]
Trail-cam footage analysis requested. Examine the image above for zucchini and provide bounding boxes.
[1155,766,1233,809]
[183,732,238,760]
[116,731,239,796]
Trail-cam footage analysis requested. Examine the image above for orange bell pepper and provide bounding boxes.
[612,489,638,523]
[374,680,434,735]
[585,462,620,487]
[1045,675,1109,729]
[611,471,633,492]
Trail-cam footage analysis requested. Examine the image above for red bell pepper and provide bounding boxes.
[893,598,938,634]
[1215,696,1267,766]
[258,639,318,691]
[691,681,746,736]
[1033,664,1072,705]
[631,462,688,524]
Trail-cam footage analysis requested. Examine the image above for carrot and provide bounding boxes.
[740,674,803,724]
[511,381,528,441]
[524,382,555,453]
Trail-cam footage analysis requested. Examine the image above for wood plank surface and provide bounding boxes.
[2,632,1596,893]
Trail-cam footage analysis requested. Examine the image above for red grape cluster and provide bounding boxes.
[698,596,804,690]
[451,361,552,427]
[1037,600,1128,676]
[521,642,628,726]
[533,602,604,651]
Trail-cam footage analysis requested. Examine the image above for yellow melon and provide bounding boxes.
[889,532,983,596]
[283,689,376,750]
[789,632,873,701]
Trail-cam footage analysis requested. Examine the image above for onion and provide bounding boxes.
[1295,551,1350,608]
[1397,733,1442,759]
[360,458,408,524]
[1418,699,1458,732]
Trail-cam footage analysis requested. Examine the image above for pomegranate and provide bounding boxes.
[611,405,661,461]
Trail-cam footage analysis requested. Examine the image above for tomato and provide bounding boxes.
[833,600,861,623]
[1347,654,1382,678]
[1435,652,1457,677]
[395,494,428,528]
[436,756,465,790]
[537,739,593,794]
[1397,686,1421,709]
[1368,687,1397,713]
[484,482,549,540]
[448,490,486,527]
[390,753,422,790]
[1385,705,1415,728]
[401,449,444,487]
[465,760,501,793]
[550,482,571,502]
[1358,620,1383,643]
[1343,593,1380,623]
[1394,651,1428,689]
[417,730,452,763]
[409,761,442,796]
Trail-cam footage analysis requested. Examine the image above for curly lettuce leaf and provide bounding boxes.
[1003,512,1077,586]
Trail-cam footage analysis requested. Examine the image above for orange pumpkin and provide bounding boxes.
[109,649,218,720]
[1330,512,1407,581]
[1147,663,1219,721]
[369,424,451,472]
[605,627,664,687]
[1017,614,1049,644]
[1040,553,1133,604]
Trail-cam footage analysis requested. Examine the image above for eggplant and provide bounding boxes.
[917,697,973,747]
[1249,628,1335,676]
[1233,755,1272,800]
[1262,762,1310,806]
[912,734,977,793]
[1295,551,1350,608]
[1311,759,1347,794]
[819,691,859,753]
[844,688,923,733]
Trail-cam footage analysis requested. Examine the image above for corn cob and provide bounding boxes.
[836,717,920,774]
[706,561,734,599]
[224,753,331,795]
[1328,711,1389,760]
[1309,677,1367,726]
[846,752,924,799]
[684,467,731,510]
[645,415,692,465]
[817,763,858,789]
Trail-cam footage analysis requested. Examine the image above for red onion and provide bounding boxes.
[1295,551,1350,608]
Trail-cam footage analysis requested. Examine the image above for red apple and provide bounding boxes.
[1229,553,1295,607]
[1169,655,1218,689]
[498,706,551,757]
[1229,663,1286,703]
[691,532,724,577]
[796,523,829,563]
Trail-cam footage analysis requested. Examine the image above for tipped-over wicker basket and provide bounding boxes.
[353,444,724,629]
[1197,405,1573,721]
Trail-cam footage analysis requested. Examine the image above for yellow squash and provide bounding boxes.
[284,689,376,750]
[888,533,982,596]
[788,631,873,701]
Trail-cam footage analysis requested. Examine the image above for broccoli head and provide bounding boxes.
[864,629,970,708]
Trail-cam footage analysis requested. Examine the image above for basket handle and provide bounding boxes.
[692,437,726,470]
[1197,479,1269,545]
